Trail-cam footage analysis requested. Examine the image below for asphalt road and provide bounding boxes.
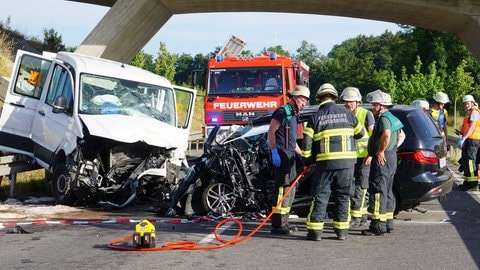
[0,167,479,270]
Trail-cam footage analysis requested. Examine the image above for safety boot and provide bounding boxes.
[271,214,294,235]
[335,229,348,240]
[306,230,322,241]
[362,220,386,236]
[386,219,394,233]
[271,227,293,235]
[349,217,362,228]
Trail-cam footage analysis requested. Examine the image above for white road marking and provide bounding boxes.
[198,220,235,244]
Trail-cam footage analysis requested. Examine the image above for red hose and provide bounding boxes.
[108,166,311,251]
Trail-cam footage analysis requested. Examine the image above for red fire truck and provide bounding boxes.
[204,52,310,136]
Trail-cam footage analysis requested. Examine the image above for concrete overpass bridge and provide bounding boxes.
[71,0,480,63]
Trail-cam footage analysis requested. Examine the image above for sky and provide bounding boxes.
[1,0,404,56]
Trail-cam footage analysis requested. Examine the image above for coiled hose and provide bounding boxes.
[107,166,311,251]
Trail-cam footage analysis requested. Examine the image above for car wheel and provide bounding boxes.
[393,192,399,216]
[202,182,236,215]
[52,163,75,205]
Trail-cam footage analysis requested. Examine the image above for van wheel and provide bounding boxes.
[52,163,75,205]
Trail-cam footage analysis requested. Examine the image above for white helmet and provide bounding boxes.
[411,99,430,110]
[432,92,450,104]
[291,85,310,100]
[463,94,476,103]
[316,83,338,99]
[366,89,392,106]
[340,87,362,102]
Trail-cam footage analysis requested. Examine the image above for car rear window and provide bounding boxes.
[393,109,441,139]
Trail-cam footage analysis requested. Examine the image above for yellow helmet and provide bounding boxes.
[340,87,362,102]
[316,83,338,99]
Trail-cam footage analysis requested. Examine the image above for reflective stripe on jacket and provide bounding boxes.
[302,100,365,170]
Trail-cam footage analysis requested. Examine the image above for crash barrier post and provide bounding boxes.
[0,154,42,197]
[187,130,204,156]
[0,76,9,102]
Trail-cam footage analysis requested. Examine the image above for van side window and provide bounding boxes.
[45,65,74,114]
[13,54,52,98]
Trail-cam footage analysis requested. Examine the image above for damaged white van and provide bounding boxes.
[0,50,196,208]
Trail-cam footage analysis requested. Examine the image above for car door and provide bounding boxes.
[0,50,53,156]
[31,61,82,167]
[173,85,197,153]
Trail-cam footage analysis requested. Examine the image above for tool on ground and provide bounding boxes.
[132,219,156,248]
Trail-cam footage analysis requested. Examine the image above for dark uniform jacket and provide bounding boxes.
[302,100,365,170]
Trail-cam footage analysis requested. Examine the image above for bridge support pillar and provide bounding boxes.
[75,0,172,63]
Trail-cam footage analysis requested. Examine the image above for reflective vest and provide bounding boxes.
[461,108,480,140]
[430,108,448,130]
[354,107,372,158]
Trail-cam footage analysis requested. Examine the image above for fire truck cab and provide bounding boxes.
[204,53,309,136]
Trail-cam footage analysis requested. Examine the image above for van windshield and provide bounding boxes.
[78,74,176,126]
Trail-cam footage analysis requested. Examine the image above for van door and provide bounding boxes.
[173,85,197,152]
[31,61,81,167]
[0,50,53,155]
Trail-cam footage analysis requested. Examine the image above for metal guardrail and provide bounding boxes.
[0,154,42,197]
[447,135,460,149]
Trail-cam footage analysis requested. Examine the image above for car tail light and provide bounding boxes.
[398,150,438,165]
[431,187,443,195]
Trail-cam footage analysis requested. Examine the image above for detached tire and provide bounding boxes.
[52,163,75,205]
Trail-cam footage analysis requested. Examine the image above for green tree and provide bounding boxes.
[372,69,397,100]
[153,42,176,82]
[445,59,474,128]
[296,40,322,67]
[42,28,65,52]
[130,50,147,68]
[261,45,290,57]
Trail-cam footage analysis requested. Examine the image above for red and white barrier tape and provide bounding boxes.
[0,217,213,229]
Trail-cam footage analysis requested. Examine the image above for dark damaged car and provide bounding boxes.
[166,104,453,217]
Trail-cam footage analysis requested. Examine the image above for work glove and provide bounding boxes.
[271,148,281,167]
[457,137,466,148]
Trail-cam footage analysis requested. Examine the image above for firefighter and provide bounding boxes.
[363,90,405,236]
[411,98,430,112]
[458,94,480,191]
[302,83,365,241]
[267,85,310,235]
[430,92,450,150]
[340,87,374,228]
